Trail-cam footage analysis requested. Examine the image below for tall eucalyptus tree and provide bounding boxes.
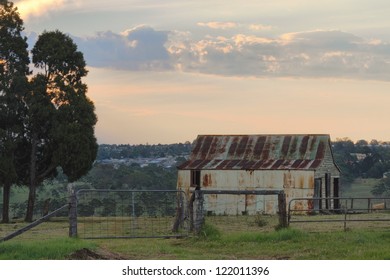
[23,30,98,222]
[0,0,30,223]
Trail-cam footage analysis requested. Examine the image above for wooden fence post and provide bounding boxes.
[68,183,78,238]
[278,192,288,228]
[193,189,205,234]
[172,191,184,232]
[188,191,195,232]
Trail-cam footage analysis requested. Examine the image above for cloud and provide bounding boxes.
[74,25,172,71]
[197,22,274,32]
[15,0,69,18]
[249,24,273,31]
[62,25,390,81]
[197,22,238,29]
[169,29,390,80]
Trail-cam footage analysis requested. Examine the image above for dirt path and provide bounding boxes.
[67,248,126,260]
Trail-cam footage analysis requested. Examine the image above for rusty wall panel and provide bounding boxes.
[202,173,212,187]
[180,168,315,215]
[177,170,190,189]
[197,170,313,214]
[245,194,256,208]
[265,200,276,214]
[286,187,315,212]
[283,172,295,188]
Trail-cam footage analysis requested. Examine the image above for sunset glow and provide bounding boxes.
[13,0,390,144]
[16,0,65,18]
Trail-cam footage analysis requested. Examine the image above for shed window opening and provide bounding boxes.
[191,170,201,187]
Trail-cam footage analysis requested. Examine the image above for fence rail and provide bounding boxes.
[0,204,69,242]
[288,197,390,231]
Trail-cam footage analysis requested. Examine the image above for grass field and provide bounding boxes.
[341,178,379,197]
[1,178,389,260]
[1,214,390,260]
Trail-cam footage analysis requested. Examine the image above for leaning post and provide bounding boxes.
[68,183,78,237]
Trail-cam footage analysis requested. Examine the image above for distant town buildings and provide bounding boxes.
[96,155,187,169]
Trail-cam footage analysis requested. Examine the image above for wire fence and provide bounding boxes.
[75,189,190,239]
[4,189,388,241]
[0,197,68,221]
[0,198,69,242]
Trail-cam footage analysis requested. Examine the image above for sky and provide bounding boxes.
[12,0,390,144]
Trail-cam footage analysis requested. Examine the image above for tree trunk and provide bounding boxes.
[25,183,37,222]
[25,133,38,222]
[1,182,11,223]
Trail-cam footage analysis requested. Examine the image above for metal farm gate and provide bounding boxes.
[288,197,390,231]
[73,189,190,239]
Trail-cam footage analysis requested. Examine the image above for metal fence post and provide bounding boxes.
[344,205,348,231]
[368,198,371,213]
[68,183,78,238]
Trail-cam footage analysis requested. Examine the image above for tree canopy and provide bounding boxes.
[0,0,30,223]
[0,1,98,222]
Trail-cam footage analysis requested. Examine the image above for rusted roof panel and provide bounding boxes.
[178,134,333,170]
[177,159,325,170]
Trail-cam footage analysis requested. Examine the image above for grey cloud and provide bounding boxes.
[52,26,390,81]
[170,30,390,80]
[73,25,172,71]
[282,30,363,50]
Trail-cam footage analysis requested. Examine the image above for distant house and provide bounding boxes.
[177,134,341,214]
[350,153,368,161]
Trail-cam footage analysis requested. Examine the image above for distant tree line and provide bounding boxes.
[98,138,390,196]
[96,139,390,182]
[332,138,390,196]
[332,138,390,181]
[97,142,192,160]
[81,162,178,190]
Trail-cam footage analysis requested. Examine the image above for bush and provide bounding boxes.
[198,223,221,240]
[254,214,268,227]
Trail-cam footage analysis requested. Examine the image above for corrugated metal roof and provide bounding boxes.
[178,134,331,170]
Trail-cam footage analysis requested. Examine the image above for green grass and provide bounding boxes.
[0,237,95,260]
[91,225,390,260]
[342,178,379,197]
[1,217,390,260]
[1,178,389,260]
[339,178,383,210]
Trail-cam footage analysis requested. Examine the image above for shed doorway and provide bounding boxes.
[314,178,322,211]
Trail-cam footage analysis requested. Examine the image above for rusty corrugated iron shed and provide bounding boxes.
[178,134,332,170]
